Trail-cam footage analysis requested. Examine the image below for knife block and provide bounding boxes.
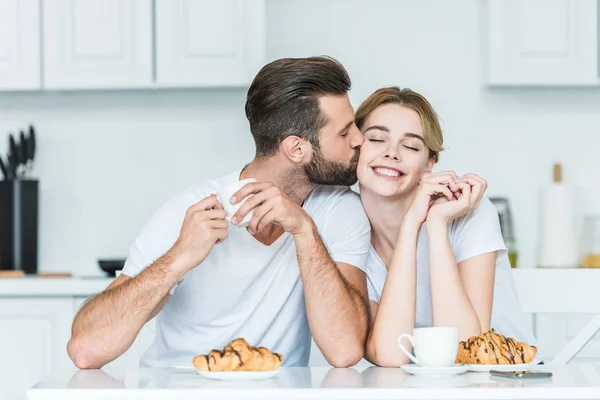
[0,180,38,274]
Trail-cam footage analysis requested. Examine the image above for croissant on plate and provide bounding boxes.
[455,329,537,365]
[193,338,283,372]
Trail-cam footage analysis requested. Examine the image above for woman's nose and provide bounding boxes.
[384,150,400,161]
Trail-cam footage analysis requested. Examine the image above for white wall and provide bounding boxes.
[0,0,599,275]
[267,0,600,271]
[0,90,255,274]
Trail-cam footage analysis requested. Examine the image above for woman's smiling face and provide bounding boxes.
[357,103,434,198]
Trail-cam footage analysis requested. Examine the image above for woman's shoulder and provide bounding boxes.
[448,196,507,261]
[451,196,499,231]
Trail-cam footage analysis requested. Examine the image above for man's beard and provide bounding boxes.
[303,146,359,186]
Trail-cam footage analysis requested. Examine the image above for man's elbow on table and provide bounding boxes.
[324,343,364,368]
[67,338,107,370]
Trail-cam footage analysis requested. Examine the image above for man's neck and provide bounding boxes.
[240,158,316,205]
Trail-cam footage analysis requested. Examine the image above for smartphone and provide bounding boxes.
[489,370,553,379]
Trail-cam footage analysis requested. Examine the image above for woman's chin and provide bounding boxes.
[358,180,407,198]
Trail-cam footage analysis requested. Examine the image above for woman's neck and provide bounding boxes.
[360,186,417,256]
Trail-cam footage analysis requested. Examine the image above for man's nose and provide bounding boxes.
[350,125,364,148]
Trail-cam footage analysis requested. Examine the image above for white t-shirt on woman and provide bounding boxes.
[366,197,537,347]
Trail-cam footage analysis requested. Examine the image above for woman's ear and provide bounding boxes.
[280,136,309,163]
[424,156,436,174]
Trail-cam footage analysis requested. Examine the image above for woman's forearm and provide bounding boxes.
[426,219,482,340]
[366,222,419,367]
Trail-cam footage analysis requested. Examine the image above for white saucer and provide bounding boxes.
[401,364,468,376]
[196,369,280,381]
[466,362,536,372]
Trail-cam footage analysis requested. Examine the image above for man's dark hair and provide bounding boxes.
[245,56,351,158]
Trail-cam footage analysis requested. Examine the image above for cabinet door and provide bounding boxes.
[0,0,40,90]
[155,0,266,87]
[0,298,73,400]
[486,0,598,85]
[42,0,153,89]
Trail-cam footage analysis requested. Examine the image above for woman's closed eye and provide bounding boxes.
[367,138,384,143]
[403,145,419,151]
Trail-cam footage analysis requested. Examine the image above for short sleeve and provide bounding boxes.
[322,190,371,272]
[367,273,382,303]
[365,248,386,303]
[452,197,507,264]
[122,186,198,294]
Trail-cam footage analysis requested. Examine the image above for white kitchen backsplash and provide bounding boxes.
[0,0,599,277]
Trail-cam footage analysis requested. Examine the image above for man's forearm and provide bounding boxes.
[68,251,187,368]
[293,221,369,368]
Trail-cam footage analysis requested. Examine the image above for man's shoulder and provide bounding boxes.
[309,185,361,205]
[307,185,367,222]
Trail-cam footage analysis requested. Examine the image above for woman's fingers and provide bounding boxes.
[423,182,454,201]
[422,171,460,192]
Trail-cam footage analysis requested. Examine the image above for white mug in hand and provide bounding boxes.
[216,178,257,228]
[397,327,459,368]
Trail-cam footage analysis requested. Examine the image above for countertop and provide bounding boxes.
[3,268,600,303]
[0,276,114,297]
[27,365,600,400]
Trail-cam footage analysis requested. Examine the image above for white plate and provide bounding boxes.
[401,364,468,376]
[195,369,281,381]
[171,364,194,370]
[466,362,537,372]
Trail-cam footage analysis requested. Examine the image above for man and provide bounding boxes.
[67,56,370,369]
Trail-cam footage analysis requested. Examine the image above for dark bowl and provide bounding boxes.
[98,259,126,277]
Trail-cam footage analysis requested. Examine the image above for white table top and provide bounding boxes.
[27,365,600,400]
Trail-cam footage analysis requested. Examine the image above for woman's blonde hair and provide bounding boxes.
[355,87,444,162]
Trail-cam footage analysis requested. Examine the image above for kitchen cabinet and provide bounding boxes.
[42,0,153,89]
[0,298,73,400]
[1,0,265,91]
[485,0,598,86]
[0,279,155,400]
[0,0,41,90]
[155,0,266,87]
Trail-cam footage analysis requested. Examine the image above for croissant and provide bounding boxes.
[455,329,537,365]
[193,338,283,372]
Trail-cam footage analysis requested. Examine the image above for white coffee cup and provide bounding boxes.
[216,178,257,228]
[397,327,459,368]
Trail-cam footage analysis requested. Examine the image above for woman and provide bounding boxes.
[355,87,536,367]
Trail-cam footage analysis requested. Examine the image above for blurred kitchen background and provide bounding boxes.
[0,0,598,276]
[1,0,600,398]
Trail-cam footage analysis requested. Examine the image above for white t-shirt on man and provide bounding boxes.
[366,197,536,347]
[121,168,371,367]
